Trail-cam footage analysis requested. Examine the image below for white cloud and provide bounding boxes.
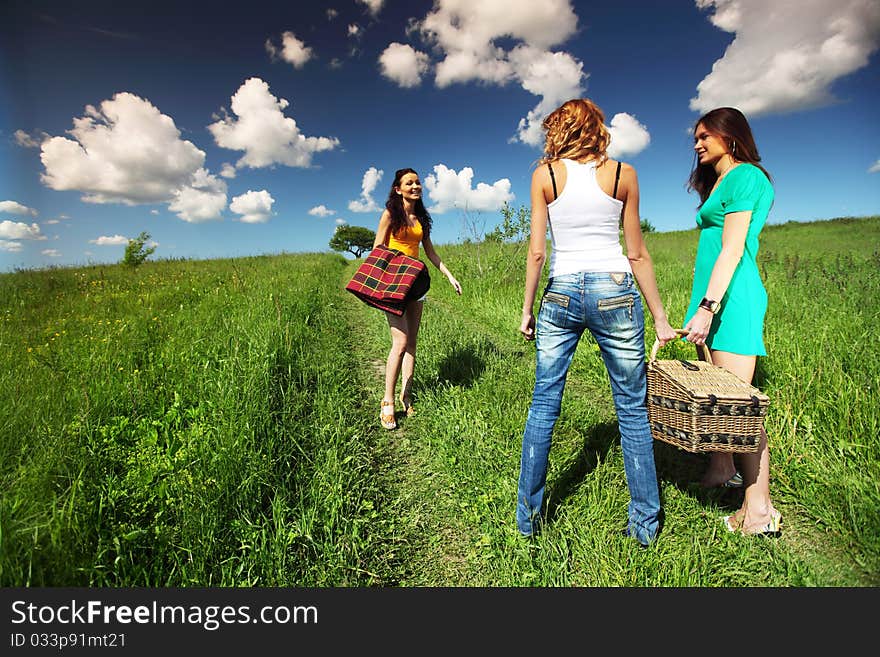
[266,31,314,69]
[208,77,340,169]
[406,0,584,145]
[335,218,346,226]
[423,164,514,214]
[379,43,430,87]
[358,0,384,17]
[510,46,585,146]
[0,200,38,216]
[230,190,275,224]
[0,240,23,252]
[869,159,880,173]
[0,220,44,240]
[348,166,384,212]
[219,163,237,179]
[90,235,129,246]
[421,0,578,82]
[309,205,336,217]
[14,129,48,148]
[40,92,207,205]
[607,113,651,159]
[168,168,227,223]
[37,91,226,222]
[348,24,362,38]
[691,0,880,116]
[327,9,338,21]
[41,249,61,257]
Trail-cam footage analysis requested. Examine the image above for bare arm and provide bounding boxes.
[619,164,676,346]
[422,233,462,295]
[373,210,392,248]
[683,210,750,342]
[520,166,549,340]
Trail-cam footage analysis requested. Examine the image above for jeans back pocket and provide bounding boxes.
[597,293,635,326]
[542,291,570,308]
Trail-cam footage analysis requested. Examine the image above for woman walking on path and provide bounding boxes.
[374,168,462,430]
[683,106,782,536]
[517,98,676,545]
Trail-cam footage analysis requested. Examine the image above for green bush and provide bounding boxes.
[122,232,157,267]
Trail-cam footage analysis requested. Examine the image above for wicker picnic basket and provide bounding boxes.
[646,330,769,453]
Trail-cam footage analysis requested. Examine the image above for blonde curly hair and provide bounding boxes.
[539,98,610,165]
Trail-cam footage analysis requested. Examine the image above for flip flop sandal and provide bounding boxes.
[722,513,742,532]
[380,400,397,430]
[400,397,415,417]
[741,510,782,537]
[722,472,744,488]
[724,510,782,536]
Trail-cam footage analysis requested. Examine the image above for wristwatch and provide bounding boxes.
[699,297,721,314]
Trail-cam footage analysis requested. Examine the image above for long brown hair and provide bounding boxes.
[687,107,771,206]
[385,168,432,238]
[539,98,610,165]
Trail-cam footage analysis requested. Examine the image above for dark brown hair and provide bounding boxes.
[385,168,432,238]
[687,107,771,206]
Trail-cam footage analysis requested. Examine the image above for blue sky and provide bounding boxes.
[1,0,879,271]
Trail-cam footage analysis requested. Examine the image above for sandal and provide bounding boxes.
[722,472,743,488]
[723,509,782,537]
[742,509,782,537]
[400,397,415,417]
[722,513,742,533]
[701,471,743,489]
[380,400,397,430]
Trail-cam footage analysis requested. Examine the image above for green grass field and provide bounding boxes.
[2,216,878,586]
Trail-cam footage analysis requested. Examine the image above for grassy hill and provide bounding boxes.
[1,216,877,586]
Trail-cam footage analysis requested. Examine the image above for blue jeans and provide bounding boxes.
[517,272,661,544]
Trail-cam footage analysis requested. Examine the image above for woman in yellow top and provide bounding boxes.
[373,167,462,429]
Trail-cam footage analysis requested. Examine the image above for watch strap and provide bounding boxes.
[699,297,720,314]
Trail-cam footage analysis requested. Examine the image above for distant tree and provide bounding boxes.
[640,217,656,233]
[486,203,531,243]
[122,231,156,267]
[330,225,375,257]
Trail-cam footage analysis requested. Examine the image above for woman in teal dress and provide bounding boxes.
[683,107,781,536]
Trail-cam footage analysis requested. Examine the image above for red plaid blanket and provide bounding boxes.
[345,245,430,316]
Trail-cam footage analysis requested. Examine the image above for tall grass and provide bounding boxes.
[1,254,404,585]
[1,216,877,586]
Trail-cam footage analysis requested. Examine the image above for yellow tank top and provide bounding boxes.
[386,220,423,258]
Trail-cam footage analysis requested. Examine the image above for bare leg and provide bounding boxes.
[384,311,409,409]
[701,453,739,488]
[711,350,778,532]
[399,299,423,410]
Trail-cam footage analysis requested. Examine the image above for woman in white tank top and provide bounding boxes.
[516,98,676,545]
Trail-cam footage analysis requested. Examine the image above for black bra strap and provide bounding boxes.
[547,162,558,200]
[612,161,622,200]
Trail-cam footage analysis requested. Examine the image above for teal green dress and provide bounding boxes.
[684,163,774,356]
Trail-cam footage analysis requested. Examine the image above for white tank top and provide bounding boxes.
[547,158,631,278]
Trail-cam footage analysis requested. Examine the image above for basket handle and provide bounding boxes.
[649,329,713,365]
